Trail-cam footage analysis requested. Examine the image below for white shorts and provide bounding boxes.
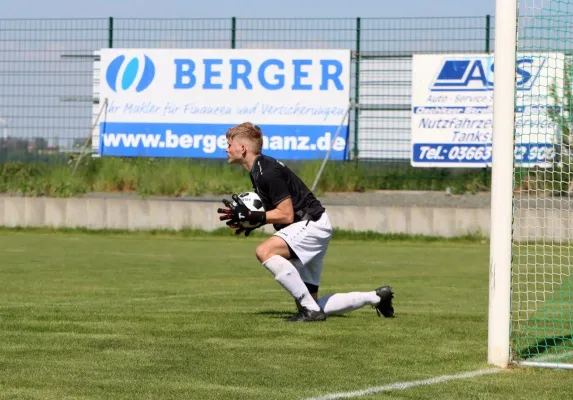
[273,211,332,287]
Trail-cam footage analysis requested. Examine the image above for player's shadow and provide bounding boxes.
[255,310,349,319]
[255,310,297,319]
[518,334,573,359]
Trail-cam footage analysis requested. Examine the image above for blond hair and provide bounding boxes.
[226,122,263,154]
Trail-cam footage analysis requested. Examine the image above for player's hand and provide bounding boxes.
[217,194,266,224]
[225,220,256,237]
[217,195,249,223]
[217,197,238,222]
[218,196,257,237]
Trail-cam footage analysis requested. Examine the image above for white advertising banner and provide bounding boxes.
[411,52,564,168]
[95,48,351,160]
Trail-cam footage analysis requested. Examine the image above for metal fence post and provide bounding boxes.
[231,17,236,49]
[108,17,114,48]
[486,14,491,53]
[483,14,492,187]
[353,17,361,161]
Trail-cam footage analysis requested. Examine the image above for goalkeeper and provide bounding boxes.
[217,122,395,322]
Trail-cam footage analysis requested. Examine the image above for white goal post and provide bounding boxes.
[488,0,518,369]
[489,0,573,369]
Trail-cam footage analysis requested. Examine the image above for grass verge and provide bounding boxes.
[0,225,489,243]
[0,157,491,198]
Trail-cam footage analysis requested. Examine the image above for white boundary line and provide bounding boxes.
[302,368,501,400]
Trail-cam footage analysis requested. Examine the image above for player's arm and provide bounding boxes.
[264,197,294,225]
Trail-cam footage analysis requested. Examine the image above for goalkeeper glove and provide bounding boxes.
[217,193,266,225]
[225,220,257,237]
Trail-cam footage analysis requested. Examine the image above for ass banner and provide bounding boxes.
[411,52,564,168]
[95,48,351,160]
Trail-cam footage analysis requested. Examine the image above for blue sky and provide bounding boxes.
[4,0,495,19]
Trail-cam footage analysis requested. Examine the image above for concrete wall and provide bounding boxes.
[0,195,492,238]
[1,195,569,240]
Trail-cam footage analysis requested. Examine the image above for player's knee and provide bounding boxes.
[255,242,272,263]
[256,240,287,263]
[256,237,290,263]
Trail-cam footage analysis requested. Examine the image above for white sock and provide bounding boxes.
[262,255,321,312]
[318,292,380,316]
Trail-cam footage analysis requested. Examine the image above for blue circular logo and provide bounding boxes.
[106,54,156,92]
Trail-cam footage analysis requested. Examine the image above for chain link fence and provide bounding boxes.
[0,16,496,189]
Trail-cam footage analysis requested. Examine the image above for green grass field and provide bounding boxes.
[0,230,572,400]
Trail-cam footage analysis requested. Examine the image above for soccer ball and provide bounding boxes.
[232,192,266,228]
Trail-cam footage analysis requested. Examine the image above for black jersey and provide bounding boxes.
[249,154,325,231]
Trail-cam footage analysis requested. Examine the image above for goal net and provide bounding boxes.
[509,0,573,368]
